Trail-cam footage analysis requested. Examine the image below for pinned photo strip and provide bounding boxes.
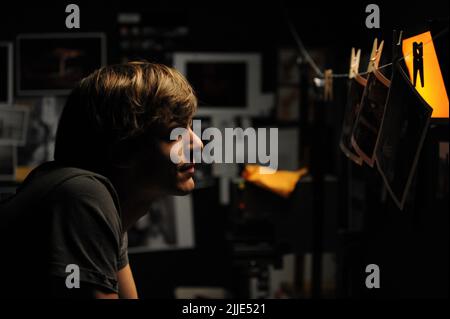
[351,68,390,167]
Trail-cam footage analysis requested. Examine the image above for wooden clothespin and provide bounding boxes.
[324,69,333,101]
[413,41,424,88]
[367,38,384,73]
[349,47,361,79]
[366,38,378,73]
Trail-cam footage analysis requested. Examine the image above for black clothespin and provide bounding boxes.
[413,42,424,88]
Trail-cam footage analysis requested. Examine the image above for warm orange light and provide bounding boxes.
[15,166,35,182]
[402,31,449,118]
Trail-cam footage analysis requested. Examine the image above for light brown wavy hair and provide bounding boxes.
[54,61,197,173]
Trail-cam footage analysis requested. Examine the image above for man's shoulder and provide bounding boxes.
[22,162,121,220]
[22,162,116,201]
[50,169,121,215]
[54,171,116,201]
[2,162,123,231]
[46,167,123,234]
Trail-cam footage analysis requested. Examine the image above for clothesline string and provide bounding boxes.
[284,6,449,79]
[332,27,448,78]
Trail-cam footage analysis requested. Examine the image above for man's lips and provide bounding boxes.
[178,163,195,174]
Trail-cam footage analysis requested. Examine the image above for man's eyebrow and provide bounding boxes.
[167,123,183,131]
[168,121,192,129]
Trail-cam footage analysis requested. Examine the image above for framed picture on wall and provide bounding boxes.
[16,33,107,96]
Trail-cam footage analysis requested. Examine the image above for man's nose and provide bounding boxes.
[190,129,203,152]
[184,128,203,163]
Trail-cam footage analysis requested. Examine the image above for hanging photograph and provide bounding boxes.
[375,63,432,210]
[339,76,366,165]
[351,69,390,167]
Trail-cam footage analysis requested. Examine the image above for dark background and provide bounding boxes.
[1,0,448,91]
[0,0,448,299]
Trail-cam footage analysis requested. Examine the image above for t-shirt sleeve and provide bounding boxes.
[46,175,125,294]
[118,232,129,271]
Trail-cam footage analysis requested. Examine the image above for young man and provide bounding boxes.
[0,62,203,298]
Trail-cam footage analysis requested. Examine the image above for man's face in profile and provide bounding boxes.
[132,120,203,197]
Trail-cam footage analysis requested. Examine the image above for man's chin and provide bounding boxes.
[173,178,195,195]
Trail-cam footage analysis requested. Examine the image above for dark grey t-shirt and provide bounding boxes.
[0,161,128,296]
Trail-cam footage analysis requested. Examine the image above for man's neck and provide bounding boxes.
[119,194,155,231]
[108,169,160,232]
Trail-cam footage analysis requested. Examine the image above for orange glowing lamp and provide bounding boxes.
[402,31,449,119]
